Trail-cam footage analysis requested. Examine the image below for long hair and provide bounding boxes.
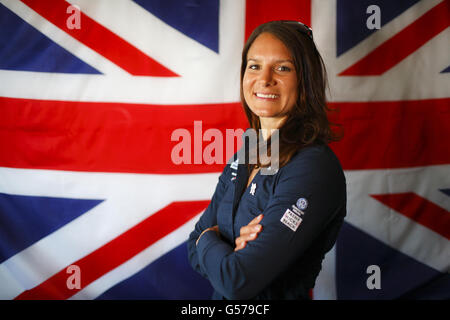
[240,21,341,169]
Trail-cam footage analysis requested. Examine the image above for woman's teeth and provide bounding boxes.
[255,93,279,99]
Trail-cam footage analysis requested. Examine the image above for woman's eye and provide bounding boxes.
[248,64,260,70]
[277,65,291,72]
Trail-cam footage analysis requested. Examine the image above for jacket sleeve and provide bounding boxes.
[195,148,346,299]
[187,164,231,278]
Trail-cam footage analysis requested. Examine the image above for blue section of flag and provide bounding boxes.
[399,272,450,299]
[96,241,213,299]
[0,193,103,263]
[441,66,450,73]
[336,222,448,299]
[132,0,219,53]
[0,4,101,74]
[336,0,420,56]
[439,188,450,197]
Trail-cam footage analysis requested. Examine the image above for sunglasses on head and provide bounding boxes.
[278,20,313,40]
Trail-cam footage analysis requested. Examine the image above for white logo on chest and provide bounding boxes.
[250,183,257,196]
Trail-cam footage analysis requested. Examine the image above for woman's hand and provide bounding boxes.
[234,214,264,252]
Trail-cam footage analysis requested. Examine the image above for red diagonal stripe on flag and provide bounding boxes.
[20,0,178,77]
[339,0,450,76]
[14,200,210,300]
[371,192,450,240]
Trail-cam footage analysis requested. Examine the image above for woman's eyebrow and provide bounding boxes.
[247,57,294,64]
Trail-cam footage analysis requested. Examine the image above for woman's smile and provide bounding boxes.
[254,92,280,100]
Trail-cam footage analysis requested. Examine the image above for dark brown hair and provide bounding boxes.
[240,21,341,169]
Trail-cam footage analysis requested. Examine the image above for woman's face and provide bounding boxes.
[243,32,298,124]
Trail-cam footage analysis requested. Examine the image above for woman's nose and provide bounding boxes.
[258,67,276,86]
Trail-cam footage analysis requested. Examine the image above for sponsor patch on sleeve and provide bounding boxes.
[280,208,303,232]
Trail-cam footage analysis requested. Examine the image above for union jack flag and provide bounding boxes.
[0,0,448,300]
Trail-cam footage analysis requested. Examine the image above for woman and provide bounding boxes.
[187,21,346,300]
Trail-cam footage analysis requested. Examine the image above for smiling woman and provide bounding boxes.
[187,21,347,300]
[243,33,298,128]
[240,21,339,167]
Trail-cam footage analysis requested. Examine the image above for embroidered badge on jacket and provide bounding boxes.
[280,208,303,232]
[296,198,308,210]
[250,183,256,195]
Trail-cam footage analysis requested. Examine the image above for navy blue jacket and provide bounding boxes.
[187,143,346,300]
